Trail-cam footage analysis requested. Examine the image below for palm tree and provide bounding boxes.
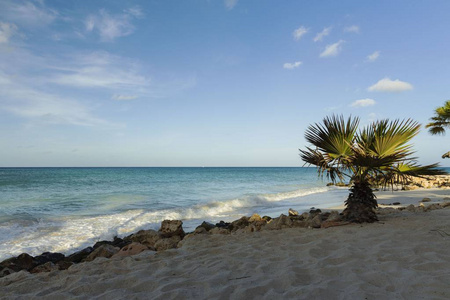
[300,115,446,223]
[426,100,450,158]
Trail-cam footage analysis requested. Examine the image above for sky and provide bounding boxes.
[0,0,449,167]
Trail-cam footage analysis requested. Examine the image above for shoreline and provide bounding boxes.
[1,187,450,298]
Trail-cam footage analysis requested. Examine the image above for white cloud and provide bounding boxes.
[0,72,113,127]
[367,51,380,62]
[368,77,413,92]
[351,98,376,107]
[48,51,150,89]
[112,94,138,101]
[0,1,58,28]
[224,0,238,10]
[293,26,308,41]
[85,8,140,41]
[344,25,360,33]
[283,61,302,69]
[313,27,332,42]
[0,22,17,43]
[320,40,344,57]
[124,6,143,18]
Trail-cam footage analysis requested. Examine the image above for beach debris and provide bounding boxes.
[113,242,149,258]
[288,208,299,216]
[421,198,432,202]
[85,245,120,262]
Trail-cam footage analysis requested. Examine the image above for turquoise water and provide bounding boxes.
[0,167,351,260]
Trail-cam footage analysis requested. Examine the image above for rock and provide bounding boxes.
[30,262,59,274]
[405,204,416,212]
[264,214,293,230]
[443,197,450,201]
[65,247,94,264]
[127,229,161,249]
[56,260,73,270]
[34,252,65,266]
[288,208,299,216]
[194,227,208,234]
[309,208,322,216]
[215,220,230,228]
[392,202,401,205]
[196,221,215,232]
[425,203,442,212]
[248,213,262,222]
[311,215,322,228]
[230,216,249,231]
[112,242,149,258]
[159,220,185,238]
[94,237,130,250]
[0,267,14,277]
[421,198,431,202]
[376,207,397,215]
[155,236,182,251]
[300,212,310,220]
[209,227,230,235]
[84,244,120,262]
[441,202,450,208]
[262,216,272,222]
[0,253,36,272]
[326,211,342,222]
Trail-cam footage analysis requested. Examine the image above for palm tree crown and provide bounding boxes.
[300,115,446,223]
[426,100,450,135]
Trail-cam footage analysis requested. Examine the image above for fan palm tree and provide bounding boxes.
[300,115,446,223]
[426,100,450,158]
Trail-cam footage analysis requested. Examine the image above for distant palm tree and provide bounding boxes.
[426,100,450,159]
[300,115,445,223]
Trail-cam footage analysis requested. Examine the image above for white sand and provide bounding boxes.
[1,188,450,299]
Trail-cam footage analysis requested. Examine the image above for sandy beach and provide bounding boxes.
[1,188,450,299]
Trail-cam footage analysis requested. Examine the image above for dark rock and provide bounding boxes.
[421,198,431,202]
[34,252,65,266]
[196,221,215,232]
[392,202,401,205]
[94,236,130,250]
[0,253,36,272]
[0,266,14,277]
[65,247,94,263]
[159,220,185,238]
[215,220,231,229]
[309,208,322,216]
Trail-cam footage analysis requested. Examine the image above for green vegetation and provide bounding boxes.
[300,115,445,223]
[426,100,450,158]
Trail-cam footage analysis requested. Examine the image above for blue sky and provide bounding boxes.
[0,0,449,167]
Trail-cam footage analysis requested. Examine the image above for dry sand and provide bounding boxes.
[1,188,450,299]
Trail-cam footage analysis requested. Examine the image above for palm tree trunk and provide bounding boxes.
[342,181,378,223]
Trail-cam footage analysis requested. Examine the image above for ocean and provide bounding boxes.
[0,167,351,260]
